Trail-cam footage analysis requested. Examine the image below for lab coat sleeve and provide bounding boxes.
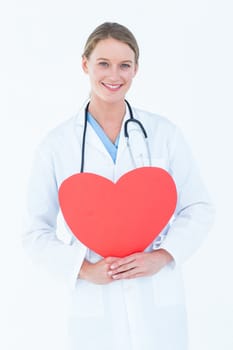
[22,145,86,290]
[159,126,215,265]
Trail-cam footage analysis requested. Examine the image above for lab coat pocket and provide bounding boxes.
[70,279,104,317]
[152,264,185,307]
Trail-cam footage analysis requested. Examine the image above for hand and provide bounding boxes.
[107,249,174,280]
[78,257,119,285]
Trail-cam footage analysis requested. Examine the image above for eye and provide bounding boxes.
[98,61,109,67]
[120,63,131,69]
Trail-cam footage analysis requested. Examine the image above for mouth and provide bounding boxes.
[102,83,123,91]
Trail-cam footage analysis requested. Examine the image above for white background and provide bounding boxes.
[0,0,232,349]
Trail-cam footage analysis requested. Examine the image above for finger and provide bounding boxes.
[111,268,142,280]
[109,256,136,270]
[105,256,120,262]
[104,257,119,266]
[108,261,137,275]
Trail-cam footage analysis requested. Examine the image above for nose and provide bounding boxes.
[108,65,121,81]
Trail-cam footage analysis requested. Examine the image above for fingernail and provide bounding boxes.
[110,264,116,269]
[112,274,119,279]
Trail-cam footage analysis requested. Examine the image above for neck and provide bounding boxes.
[88,97,126,125]
[88,97,126,143]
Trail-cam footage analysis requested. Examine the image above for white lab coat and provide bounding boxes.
[23,105,214,350]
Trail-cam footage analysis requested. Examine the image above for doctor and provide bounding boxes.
[23,22,214,350]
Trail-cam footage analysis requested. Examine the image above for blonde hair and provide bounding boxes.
[82,22,139,64]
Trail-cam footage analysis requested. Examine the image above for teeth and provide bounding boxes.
[104,83,121,89]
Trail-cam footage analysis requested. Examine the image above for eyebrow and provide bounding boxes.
[96,58,133,63]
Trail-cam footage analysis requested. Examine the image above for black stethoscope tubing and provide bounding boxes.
[80,100,148,173]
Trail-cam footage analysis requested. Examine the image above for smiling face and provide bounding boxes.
[82,38,138,105]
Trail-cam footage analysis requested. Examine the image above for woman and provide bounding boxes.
[23,22,214,350]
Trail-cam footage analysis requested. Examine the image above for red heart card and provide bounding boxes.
[58,167,177,257]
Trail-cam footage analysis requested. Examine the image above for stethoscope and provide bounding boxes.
[80,99,151,172]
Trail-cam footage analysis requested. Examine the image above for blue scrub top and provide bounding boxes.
[87,113,119,163]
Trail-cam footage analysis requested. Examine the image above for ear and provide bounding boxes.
[82,56,89,74]
[133,63,139,77]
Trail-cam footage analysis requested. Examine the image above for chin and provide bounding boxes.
[104,92,128,103]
